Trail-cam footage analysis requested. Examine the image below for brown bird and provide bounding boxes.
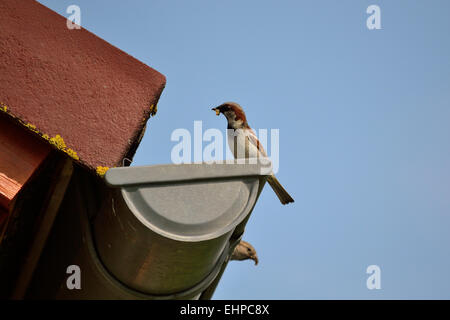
[212,102,294,205]
[230,240,259,265]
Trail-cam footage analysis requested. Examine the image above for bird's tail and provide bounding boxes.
[267,175,294,205]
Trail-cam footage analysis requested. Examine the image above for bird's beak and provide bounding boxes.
[253,256,259,265]
[212,107,220,116]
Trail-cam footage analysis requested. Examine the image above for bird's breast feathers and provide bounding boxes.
[227,128,267,159]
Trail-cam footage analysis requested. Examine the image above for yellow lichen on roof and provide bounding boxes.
[64,148,79,160]
[43,134,79,161]
[25,123,39,133]
[49,134,67,150]
[149,104,157,116]
[96,166,109,177]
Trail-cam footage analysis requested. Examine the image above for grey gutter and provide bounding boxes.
[96,163,269,297]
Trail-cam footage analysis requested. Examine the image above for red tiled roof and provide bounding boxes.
[0,0,166,173]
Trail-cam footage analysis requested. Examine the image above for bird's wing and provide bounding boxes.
[246,128,268,158]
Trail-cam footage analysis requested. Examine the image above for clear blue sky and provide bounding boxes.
[39,0,450,299]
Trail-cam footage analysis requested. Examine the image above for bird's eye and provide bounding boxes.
[247,248,251,252]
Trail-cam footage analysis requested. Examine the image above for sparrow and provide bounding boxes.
[230,240,258,265]
[212,102,294,205]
